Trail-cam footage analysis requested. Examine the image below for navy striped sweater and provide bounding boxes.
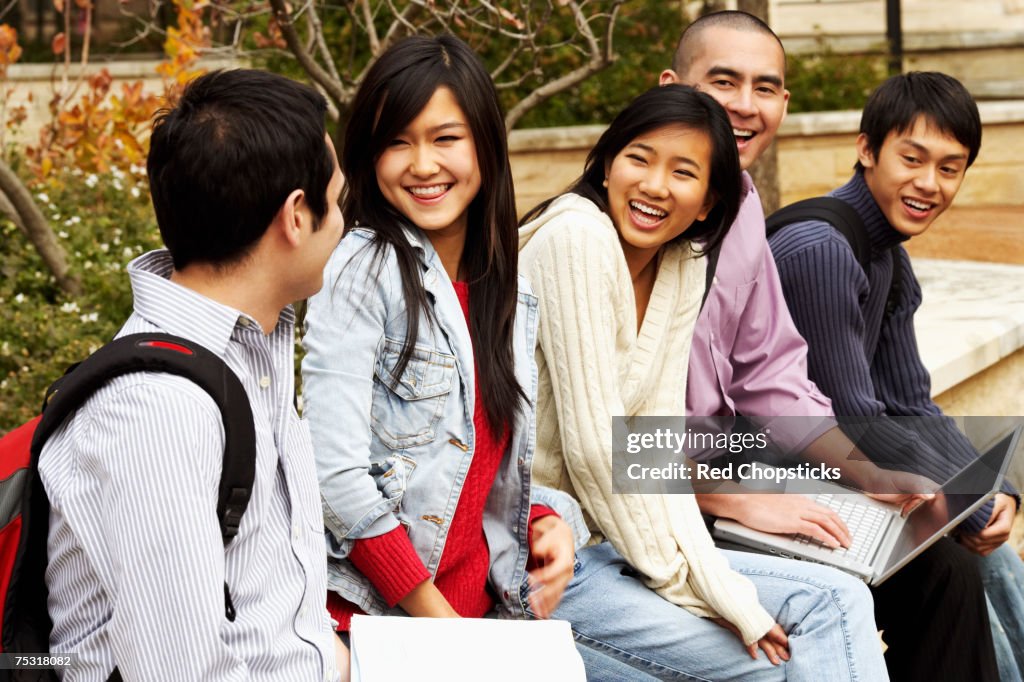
[768,171,1015,533]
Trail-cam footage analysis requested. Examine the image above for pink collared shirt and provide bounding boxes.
[685,173,834,451]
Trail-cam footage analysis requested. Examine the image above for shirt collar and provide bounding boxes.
[830,171,908,253]
[127,250,295,356]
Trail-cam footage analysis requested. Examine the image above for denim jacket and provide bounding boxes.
[302,226,588,618]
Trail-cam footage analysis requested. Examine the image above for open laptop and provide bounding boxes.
[712,426,1020,585]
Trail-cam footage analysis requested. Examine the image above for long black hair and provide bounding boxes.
[342,34,524,435]
[521,84,741,255]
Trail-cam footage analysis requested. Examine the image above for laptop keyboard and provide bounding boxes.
[793,494,889,564]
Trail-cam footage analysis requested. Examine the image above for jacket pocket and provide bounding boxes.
[370,339,456,449]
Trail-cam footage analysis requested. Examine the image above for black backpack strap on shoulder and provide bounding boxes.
[766,197,871,271]
[33,333,256,543]
[884,248,904,320]
[700,240,721,313]
[26,333,255,624]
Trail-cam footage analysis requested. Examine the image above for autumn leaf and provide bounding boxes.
[73,0,92,9]
[53,0,64,13]
[51,32,66,56]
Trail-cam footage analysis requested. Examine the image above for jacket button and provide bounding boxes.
[503,590,510,600]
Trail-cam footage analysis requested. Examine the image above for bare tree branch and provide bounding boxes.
[0,161,80,295]
[268,0,348,107]
[307,3,342,85]
[360,0,381,54]
[503,0,623,130]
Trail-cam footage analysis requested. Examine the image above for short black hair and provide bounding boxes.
[672,10,785,77]
[522,84,742,256]
[148,69,332,270]
[856,71,982,171]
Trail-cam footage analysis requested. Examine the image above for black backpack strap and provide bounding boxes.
[766,197,871,272]
[700,240,722,313]
[17,333,256,639]
[33,333,256,542]
[884,247,903,320]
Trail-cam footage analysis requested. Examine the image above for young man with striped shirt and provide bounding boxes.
[38,69,346,681]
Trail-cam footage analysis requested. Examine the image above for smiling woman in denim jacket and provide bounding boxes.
[301,35,589,640]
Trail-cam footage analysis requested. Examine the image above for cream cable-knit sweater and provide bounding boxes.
[519,193,775,645]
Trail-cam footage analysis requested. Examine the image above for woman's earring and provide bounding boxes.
[602,177,609,188]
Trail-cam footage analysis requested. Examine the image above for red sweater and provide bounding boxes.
[327,280,555,630]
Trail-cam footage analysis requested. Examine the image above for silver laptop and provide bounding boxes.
[712,426,1020,585]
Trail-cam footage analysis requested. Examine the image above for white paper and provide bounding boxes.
[349,615,586,681]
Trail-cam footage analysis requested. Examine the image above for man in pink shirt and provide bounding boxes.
[661,11,1004,682]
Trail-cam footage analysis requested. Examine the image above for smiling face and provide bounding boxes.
[605,123,714,268]
[663,25,789,171]
[858,115,970,237]
[374,86,481,241]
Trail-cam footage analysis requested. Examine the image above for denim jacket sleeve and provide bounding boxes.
[302,232,403,547]
[530,485,590,551]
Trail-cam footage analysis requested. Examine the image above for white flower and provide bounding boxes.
[51,213,61,220]
[71,216,81,225]
[123,247,134,258]
[131,187,141,198]
[112,179,124,191]
[36,192,49,203]
[85,174,99,188]
[1,341,9,356]
[13,293,24,304]
[60,302,80,313]
[99,243,109,253]
[80,312,99,323]
[58,230,69,239]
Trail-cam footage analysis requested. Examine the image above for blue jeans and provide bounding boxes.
[980,544,1024,681]
[552,542,889,681]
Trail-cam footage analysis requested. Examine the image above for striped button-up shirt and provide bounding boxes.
[40,250,340,682]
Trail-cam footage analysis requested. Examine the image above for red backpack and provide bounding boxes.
[0,333,256,681]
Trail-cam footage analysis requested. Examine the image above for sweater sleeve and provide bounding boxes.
[773,234,1008,528]
[523,211,775,645]
[869,249,1015,529]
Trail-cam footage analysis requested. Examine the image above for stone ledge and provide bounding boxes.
[914,258,1024,397]
[779,100,1024,137]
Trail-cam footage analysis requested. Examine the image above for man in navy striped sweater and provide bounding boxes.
[768,71,1024,681]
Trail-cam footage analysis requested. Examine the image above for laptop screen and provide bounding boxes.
[878,429,1018,578]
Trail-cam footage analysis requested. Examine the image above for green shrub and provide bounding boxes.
[786,50,887,114]
[0,164,162,432]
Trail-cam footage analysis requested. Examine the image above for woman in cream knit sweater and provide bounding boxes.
[518,85,888,681]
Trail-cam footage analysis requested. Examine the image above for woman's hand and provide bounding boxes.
[527,516,575,618]
[397,579,460,618]
[712,618,791,665]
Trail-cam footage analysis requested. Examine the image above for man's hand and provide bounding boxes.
[335,635,351,682]
[711,618,791,665]
[959,493,1016,556]
[860,469,938,516]
[527,516,575,619]
[700,493,851,549]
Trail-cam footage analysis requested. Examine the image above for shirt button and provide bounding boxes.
[712,276,719,285]
[292,524,301,540]
[259,376,271,389]
[299,606,308,618]
[239,317,251,327]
